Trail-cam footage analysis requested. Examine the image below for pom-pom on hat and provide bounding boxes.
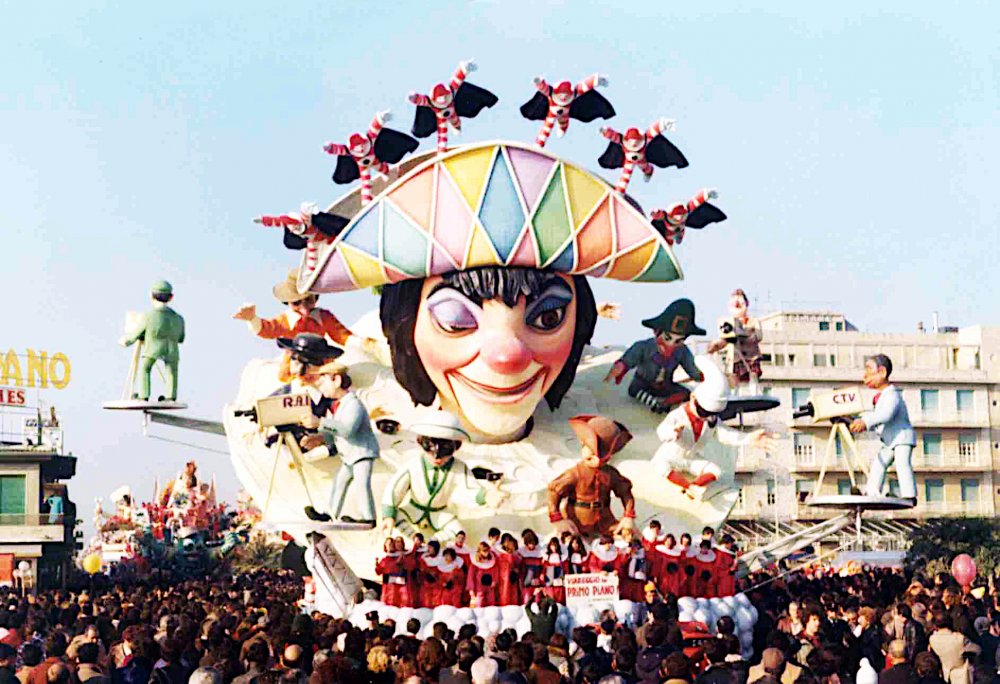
[298,141,683,294]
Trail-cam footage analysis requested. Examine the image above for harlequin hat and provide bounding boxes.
[640,298,705,336]
[297,142,683,294]
[568,414,632,461]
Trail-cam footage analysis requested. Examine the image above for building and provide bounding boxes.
[0,431,78,590]
[723,311,1000,553]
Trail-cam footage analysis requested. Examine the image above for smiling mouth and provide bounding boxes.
[448,369,546,404]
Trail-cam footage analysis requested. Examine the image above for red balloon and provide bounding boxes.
[951,554,977,587]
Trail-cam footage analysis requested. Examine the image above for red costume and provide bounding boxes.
[715,547,738,597]
[619,544,649,602]
[376,553,410,607]
[657,545,686,598]
[418,553,444,608]
[587,543,621,574]
[518,548,545,603]
[466,553,499,608]
[496,550,523,606]
[437,557,466,606]
[542,551,567,603]
[693,549,719,598]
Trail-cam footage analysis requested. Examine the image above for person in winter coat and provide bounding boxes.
[635,623,675,684]
[695,640,735,684]
[526,595,559,645]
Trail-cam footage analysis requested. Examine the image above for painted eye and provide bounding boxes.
[525,285,573,332]
[427,291,480,334]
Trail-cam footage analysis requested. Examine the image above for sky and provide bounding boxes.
[1,1,997,534]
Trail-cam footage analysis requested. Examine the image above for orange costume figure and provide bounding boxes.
[547,415,636,539]
[233,269,378,381]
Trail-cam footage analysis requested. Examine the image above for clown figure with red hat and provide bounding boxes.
[652,357,775,501]
[547,415,636,539]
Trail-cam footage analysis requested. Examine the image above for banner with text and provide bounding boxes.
[565,572,620,607]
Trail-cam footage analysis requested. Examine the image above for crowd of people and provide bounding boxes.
[375,524,740,608]
[0,557,995,684]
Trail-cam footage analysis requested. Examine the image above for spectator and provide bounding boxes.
[17,644,42,684]
[75,644,109,684]
[188,668,222,684]
[31,634,74,684]
[498,643,531,684]
[232,640,269,684]
[660,652,692,684]
[913,653,946,684]
[696,640,735,684]
[574,627,612,684]
[748,648,801,684]
[0,644,18,684]
[928,613,979,684]
[470,657,499,684]
[525,596,558,645]
[528,643,560,684]
[878,640,915,684]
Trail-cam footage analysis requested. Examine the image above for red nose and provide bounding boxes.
[481,335,532,376]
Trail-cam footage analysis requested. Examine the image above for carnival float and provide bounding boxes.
[104,60,915,643]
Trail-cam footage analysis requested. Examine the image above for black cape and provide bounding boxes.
[412,82,499,138]
[520,89,615,122]
[331,127,419,184]
[598,133,688,170]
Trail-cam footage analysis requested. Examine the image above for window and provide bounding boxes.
[837,479,852,496]
[788,354,796,366]
[956,390,974,414]
[888,479,901,497]
[0,476,25,522]
[761,386,772,396]
[960,478,980,502]
[795,479,814,502]
[794,433,814,463]
[736,487,744,508]
[792,387,811,409]
[829,354,837,367]
[772,354,785,367]
[766,480,776,506]
[835,322,844,331]
[958,434,977,462]
[813,354,827,367]
[920,389,939,412]
[924,479,944,502]
[835,434,843,456]
[922,432,942,457]
[819,321,830,331]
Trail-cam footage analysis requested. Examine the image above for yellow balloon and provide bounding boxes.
[82,554,102,575]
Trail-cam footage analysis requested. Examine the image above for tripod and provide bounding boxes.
[814,418,869,495]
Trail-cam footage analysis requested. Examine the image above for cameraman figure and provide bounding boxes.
[849,354,916,504]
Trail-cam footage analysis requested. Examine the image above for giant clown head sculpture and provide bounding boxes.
[297,142,683,442]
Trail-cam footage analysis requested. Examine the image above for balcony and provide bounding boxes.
[912,500,991,517]
[0,514,67,543]
[912,411,986,428]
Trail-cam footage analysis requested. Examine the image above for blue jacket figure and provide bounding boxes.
[605,299,705,413]
[298,363,380,526]
[850,354,916,502]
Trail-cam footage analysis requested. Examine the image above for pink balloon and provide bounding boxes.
[951,554,977,587]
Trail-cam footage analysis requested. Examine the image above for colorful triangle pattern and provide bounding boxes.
[310,143,682,293]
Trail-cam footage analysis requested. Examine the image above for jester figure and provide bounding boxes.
[323,110,419,204]
[598,119,688,194]
[253,201,349,252]
[650,189,728,246]
[519,73,615,147]
[409,60,498,153]
[119,280,185,402]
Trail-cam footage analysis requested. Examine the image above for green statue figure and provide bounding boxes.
[119,280,185,402]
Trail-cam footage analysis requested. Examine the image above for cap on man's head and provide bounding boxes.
[151,280,173,295]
